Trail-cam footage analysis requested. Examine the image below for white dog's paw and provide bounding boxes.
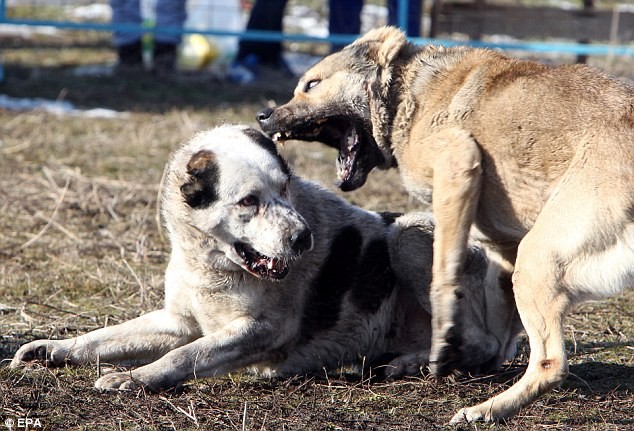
[11,340,70,368]
[95,372,142,391]
[450,407,486,424]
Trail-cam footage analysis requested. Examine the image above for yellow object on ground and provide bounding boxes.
[178,34,219,70]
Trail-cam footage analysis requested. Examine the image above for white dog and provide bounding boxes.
[11,125,518,391]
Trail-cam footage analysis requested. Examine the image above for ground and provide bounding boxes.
[0,27,633,431]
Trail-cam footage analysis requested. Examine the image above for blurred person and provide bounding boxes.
[387,0,423,37]
[228,0,293,83]
[329,0,422,51]
[229,0,423,82]
[110,0,187,72]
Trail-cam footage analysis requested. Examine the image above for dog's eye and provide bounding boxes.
[238,195,258,207]
[304,79,321,92]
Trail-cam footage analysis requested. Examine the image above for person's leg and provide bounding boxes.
[110,0,143,65]
[388,0,423,37]
[236,0,288,65]
[154,0,187,69]
[154,0,186,45]
[328,0,362,51]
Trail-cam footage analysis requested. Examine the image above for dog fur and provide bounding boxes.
[257,26,634,421]
[11,125,515,392]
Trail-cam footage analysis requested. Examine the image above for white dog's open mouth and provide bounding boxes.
[235,242,289,280]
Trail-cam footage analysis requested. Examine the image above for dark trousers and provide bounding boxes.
[236,0,288,64]
[238,0,424,61]
[329,0,422,38]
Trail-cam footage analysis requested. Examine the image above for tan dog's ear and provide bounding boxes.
[353,26,408,67]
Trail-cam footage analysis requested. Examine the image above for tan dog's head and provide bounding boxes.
[258,26,411,191]
[163,125,313,280]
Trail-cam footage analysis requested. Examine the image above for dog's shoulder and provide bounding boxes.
[291,176,386,231]
[289,176,400,308]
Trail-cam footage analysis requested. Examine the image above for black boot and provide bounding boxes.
[153,42,178,74]
[116,40,143,68]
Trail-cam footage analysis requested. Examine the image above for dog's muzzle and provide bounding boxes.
[234,227,312,281]
[291,227,313,255]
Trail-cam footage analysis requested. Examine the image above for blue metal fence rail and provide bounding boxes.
[1,0,633,81]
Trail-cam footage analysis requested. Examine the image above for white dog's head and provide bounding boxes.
[163,125,313,280]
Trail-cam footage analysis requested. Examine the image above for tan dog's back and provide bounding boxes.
[401,48,634,241]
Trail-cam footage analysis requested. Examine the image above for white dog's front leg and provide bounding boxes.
[95,322,280,391]
[11,309,199,368]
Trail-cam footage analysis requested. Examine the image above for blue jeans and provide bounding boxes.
[328,0,422,39]
[110,0,187,46]
[387,0,422,37]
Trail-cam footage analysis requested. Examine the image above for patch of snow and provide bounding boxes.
[0,94,128,119]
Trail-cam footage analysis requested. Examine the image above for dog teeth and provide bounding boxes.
[272,132,288,142]
[272,132,290,144]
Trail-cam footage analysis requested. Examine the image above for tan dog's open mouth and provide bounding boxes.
[269,116,383,192]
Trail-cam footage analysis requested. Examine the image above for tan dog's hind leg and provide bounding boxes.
[456,239,571,421]
[451,156,634,422]
[403,128,487,375]
[452,220,572,421]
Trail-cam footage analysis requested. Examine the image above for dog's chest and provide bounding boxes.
[400,172,433,206]
[394,147,434,206]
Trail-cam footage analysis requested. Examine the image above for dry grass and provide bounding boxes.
[0,28,633,430]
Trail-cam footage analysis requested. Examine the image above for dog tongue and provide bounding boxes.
[262,257,279,270]
[338,127,359,182]
[255,256,287,277]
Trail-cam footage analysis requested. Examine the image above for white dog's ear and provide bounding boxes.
[354,26,407,67]
[180,150,220,209]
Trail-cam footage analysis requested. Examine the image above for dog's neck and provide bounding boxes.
[167,225,245,280]
[369,43,421,169]
[385,44,473,159]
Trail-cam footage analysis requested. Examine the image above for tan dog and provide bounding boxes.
[257,26,634,422]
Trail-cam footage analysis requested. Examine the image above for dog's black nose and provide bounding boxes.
[291,228,313,254]
[256,107,273,125]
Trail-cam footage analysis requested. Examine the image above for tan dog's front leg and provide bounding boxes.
[424,128,484,376]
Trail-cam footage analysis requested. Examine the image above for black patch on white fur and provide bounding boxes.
[300,226,396,340]
[379,212,401,226]
[498,271,514,292]
[462,245,488,278]
[181,150,220,209]
[300,226,362,339]
[242,128,291,176]
[350,238,395,313]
